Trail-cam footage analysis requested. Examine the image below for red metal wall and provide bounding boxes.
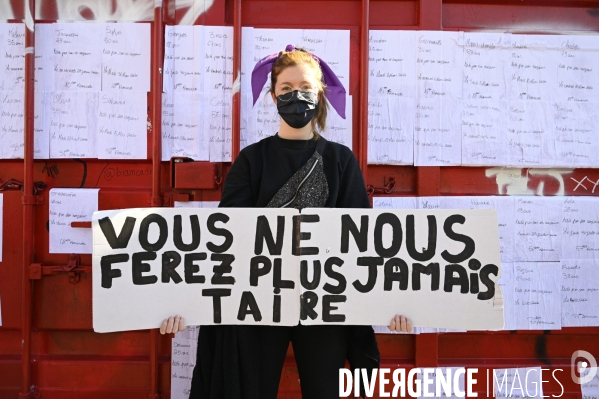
[1,0,598,398]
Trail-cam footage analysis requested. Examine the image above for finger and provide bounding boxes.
[395,314,401,332]
[159,318,168,335]
[407,318,413,333]
[165,316,175,334]
[177,316,186,333]
[400,315,407,333]
[173,315,181,334]
[388,316,396,331]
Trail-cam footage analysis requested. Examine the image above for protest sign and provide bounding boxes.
[92,207,503,332]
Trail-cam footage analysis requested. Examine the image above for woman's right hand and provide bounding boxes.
[160,315,186,334]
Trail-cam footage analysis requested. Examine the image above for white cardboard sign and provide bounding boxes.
[92,208,503,332]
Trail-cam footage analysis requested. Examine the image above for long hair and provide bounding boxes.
[268,47,329,137]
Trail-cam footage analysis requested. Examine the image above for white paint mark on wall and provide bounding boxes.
[24,0,34,31]
[486,168,573,196]
[571,176,599,193]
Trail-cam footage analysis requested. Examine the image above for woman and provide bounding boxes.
[161,45,412,399]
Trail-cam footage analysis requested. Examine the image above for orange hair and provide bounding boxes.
[269,47,329,136]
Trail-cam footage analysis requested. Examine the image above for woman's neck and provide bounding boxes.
[278,120,313,140]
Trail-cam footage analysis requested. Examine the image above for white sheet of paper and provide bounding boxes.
[562,197,599,260]
[35,23,54,92]
[582,372,599,399]
[368,96,415,165]
[97,91,147,159]
[368,30,417,98]
[52,23,102,91]
[561,259,599,327]
[507,101,557,167]
[170,325,198,399]
[48,91,99,158]
[497,262,514,330]
[545,35,599,103]
[414,98,462,166]
[324,95,353,150]
[101,23,151,92]
[513,262,561,330]
[461,100,508,166]
[514,197,562,262]
[508,35,552,102]
[163,25,202,93]
[416,31,463,100]
[161,92,206,161]
[203,26,233,94]
[440,196,515,263]
[34,92,50,159]
[553,102,599,168]
[0,91,25,159]
[0,23,25,91]
[49,188,99,254]
[462,32,508,101]
[417,367,465,399]
[205,92,233,162]
[493,368,544,399]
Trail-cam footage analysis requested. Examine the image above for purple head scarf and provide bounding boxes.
[251,44,346,119]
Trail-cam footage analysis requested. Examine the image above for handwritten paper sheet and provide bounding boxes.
[101,23,151,92]
[508,35,552,102]
[546,35,599,104]
[163,25,202,93]
[324,95,353,150]
[462,32,508,101]
[48,92,99,158]
[553,102,599,168]
[440,196,515,263]
[205,92,233,162]
[97,91,147,159]
[461,100,508,166]
[0,91,24,159]
[513,197,562,262]
[161,92,206,161]
[416,31,463,100]
[414,98,462,166]
[561,259,599,327]
[493,368,544,399]
[497,263,515,330]
[562,197,599,259]
[49,188,99,254]
[53,23,102,91]
[417,368,465,399]
[34,92,50,159]
[507,101,557,167]
[513,262,561,330]
[35,24,54,91]
[582,372,599,399]
[171,325,199,399]
[368,96,414,164]
[369,30,417,98]
[0,23,25,91]
[173,201,219,208]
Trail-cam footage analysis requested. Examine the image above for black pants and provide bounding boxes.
[257,324,349,399]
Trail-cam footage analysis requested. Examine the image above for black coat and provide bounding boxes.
[189,134,380,399]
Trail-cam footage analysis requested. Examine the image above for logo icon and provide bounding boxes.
[571,350,597,385]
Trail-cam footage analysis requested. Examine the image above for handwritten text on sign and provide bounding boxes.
[92,208,503,332]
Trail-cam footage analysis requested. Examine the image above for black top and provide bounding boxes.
[191,134,379,399]
[219,134,371,208]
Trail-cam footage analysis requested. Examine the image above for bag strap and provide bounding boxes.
[315,135,327,156]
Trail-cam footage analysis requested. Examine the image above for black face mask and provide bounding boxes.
[276,90,319,129]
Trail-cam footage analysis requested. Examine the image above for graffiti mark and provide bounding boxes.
[73,158,88,188]
[571,176,599,193]
[42,161,60,179]
[486,168,573,196]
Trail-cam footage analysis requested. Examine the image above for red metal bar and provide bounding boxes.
[359,0,369,175]
[231,0,242,161]
[20,1,36,398]
[149,1,165,398]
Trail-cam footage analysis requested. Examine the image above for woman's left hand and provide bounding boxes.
[388,314,413,333]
